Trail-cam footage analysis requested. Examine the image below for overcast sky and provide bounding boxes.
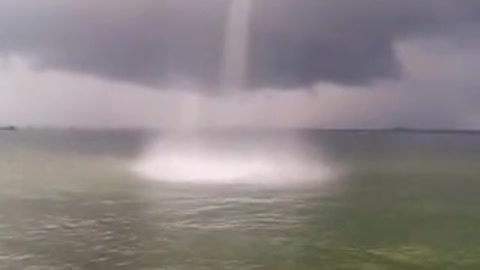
[0,0,479,128]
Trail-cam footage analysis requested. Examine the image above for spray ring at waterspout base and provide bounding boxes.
[131,137,337,186]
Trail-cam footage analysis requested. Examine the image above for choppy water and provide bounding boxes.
[1,129,480,270]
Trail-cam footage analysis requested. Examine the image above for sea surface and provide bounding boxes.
[0,129,480,270]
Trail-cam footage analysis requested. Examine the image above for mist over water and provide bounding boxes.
[133,135,336,185]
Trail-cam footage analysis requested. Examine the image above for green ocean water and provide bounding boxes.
[0,130,479,270]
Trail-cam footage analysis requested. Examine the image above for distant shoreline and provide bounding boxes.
[0,126,16,131]
[307,128,480,134]
[3,126,480,134]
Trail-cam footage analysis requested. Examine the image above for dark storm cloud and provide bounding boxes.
[0,0,479,89]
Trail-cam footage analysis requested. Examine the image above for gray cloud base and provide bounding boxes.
[0,0,479,89]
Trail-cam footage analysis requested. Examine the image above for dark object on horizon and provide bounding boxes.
[0,126,16,131]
